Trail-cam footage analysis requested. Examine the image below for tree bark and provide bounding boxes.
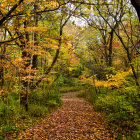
[32,1,39,70]
[20,20,30,111]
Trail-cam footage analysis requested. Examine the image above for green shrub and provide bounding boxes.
[0,86,62,139]
[29,92,42,105]
[59,86,81,93]
[79,77,140,138]
[77,90,87,98]
[95,94,135,122]
[0,97,20,123]
[54,75,79,87]
[46,100,58,111]
[46,93,62,106]
[132,124,140,140]
[28,104,49,117]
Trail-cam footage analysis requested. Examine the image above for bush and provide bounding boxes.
[55,75,79,86]
[28,104,49,117]
[95,67,117,80]
[45,92,62,107]
[59,86,81,93]
[29,92,42,105]
[95,94,136,122]
[0,86,62,139]
[78,77,140,138]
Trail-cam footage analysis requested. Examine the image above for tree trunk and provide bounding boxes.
[108,31,113,67]
[20,20,30,111]
[32,1,39,70]
[0,30,6,88]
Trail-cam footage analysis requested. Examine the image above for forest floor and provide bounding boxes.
[18,92,114,140]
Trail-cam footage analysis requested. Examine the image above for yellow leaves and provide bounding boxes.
[79,69,132,88]
[0,4,8,14]
[122,136,127,140]
[45,1,59,8]
[26,0,34,2]
[95,71,131,88]
[103,12,106,17]
[26,8,31,16]
[93,6,96,11]
[1,2,7,7]
[39,1,59,10]
[79,70,93,85]
[95,70,132,88]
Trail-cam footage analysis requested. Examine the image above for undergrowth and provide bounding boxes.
[77,76,140,140]
[0,86,62,139]
[59,85,81,93]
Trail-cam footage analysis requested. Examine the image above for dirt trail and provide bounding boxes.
[18,92,113,140]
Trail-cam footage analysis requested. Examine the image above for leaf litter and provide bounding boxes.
[18,92,114,140]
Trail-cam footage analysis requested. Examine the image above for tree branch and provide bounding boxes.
[0,0,24,26]
[0,35,22,45]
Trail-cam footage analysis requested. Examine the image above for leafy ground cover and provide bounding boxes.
[18,92,113,140]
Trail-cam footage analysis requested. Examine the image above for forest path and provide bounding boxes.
[18,92,113,140]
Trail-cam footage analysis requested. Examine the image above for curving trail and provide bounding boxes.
[18,92,114,140]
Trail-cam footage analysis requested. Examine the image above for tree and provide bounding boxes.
[94,0,140,86]
[131,0,140,20]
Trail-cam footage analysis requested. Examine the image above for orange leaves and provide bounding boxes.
[25,27,48,32]
[13,26,48,34]
[12,57,28,68]
[44,38,60,50]
[21,75,34,82]
[70,57,80,64]
[23,45,46,56]
[39,1,59,10]
[0,89,4,96]
[25,0,34,2]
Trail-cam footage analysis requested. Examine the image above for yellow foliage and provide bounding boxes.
[80,69,132,88]
[44,1,59,8]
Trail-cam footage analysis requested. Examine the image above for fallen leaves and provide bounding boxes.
[18,92,114,140]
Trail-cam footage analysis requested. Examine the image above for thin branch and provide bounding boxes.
[0,0,24,26]
[0,35,22,45]
[69,1,115,5]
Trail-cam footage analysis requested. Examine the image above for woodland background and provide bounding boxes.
[0,0,140,139]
